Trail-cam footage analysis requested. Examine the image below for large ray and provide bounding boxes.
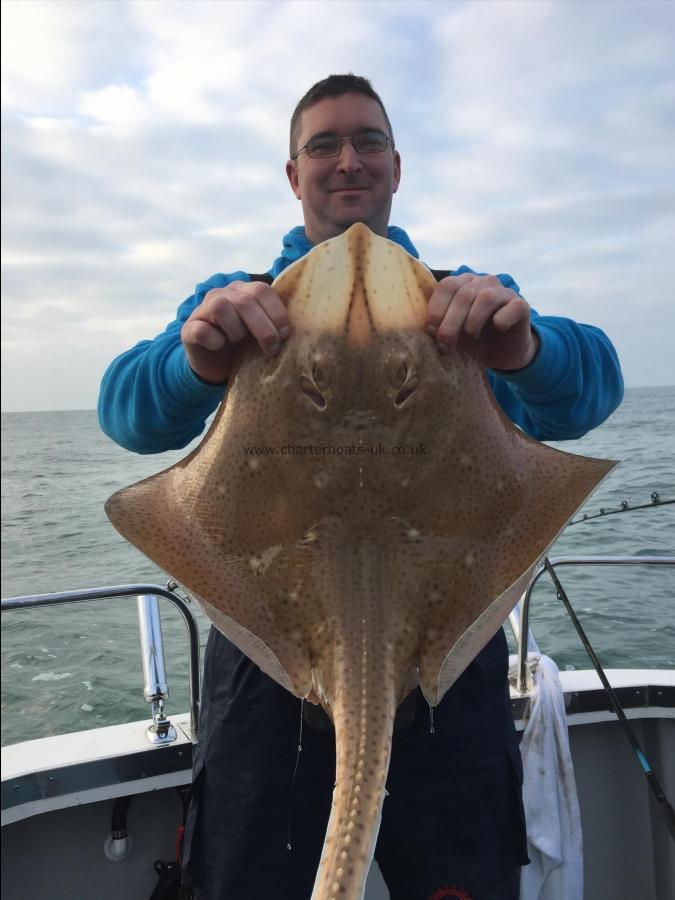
[106,223,617,900]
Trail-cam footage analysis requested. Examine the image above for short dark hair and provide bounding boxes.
[289,74,394,159]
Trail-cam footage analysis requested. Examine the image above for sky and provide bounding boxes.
[2,0,674,412]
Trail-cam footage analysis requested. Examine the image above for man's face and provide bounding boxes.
[286,93,401,245]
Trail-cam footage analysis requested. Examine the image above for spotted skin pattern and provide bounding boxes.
[106,224,617,900]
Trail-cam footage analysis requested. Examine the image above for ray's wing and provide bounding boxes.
[354,240,621,706]
[106,240,359,699]
[105,430,316,698]
[412,367,618,705]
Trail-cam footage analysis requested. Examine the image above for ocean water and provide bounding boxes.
[1,387,674,746]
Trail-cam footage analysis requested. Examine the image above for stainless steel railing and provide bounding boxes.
[512,555,675,694]
[3,557,673,739]
[1,584,201,741]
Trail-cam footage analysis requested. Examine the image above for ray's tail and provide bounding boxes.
[311,643,398,900]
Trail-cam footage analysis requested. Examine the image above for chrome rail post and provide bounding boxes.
[1,583,201,742]
[516,555,675,695]
[516,575,540,694]
[510,596,540,694]
[137,594,176,744]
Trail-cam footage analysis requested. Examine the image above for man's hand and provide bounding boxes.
[181,281,290,384]
[426,274,540,371]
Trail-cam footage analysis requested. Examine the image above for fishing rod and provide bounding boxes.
[569,492,674,527]
[543,557,675,843]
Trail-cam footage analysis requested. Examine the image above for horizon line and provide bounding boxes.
[2,383,675,416]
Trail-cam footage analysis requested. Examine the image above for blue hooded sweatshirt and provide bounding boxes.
[98,226,623,453]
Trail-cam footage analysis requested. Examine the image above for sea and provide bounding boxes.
[2,387,674,747]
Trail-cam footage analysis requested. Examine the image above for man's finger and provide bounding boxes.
[207,296,249,344]
[463,287,510,339]
[182,319,228,352]
[426,274,475,331]
[436,281,479,348]
[247,282,291,337]
[491,296,531,332]
[226,288,285,355]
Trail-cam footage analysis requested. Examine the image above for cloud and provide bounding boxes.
[79,85,147,130]
[1,0,147,113]
[2,0,674,412]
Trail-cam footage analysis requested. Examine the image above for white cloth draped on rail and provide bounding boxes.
[509,653,584,900]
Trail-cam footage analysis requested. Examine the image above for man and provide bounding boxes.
[99,75,623,900]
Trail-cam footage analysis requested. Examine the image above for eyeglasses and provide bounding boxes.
[291,130,394,160]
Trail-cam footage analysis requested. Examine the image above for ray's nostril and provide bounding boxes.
[300,375,327,409]
[395,374,419,407]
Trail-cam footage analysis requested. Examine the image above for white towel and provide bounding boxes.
[509,653,584,900]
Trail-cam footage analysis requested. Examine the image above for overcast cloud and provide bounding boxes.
[2,0,674,412]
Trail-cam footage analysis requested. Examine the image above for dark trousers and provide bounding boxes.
[183,628,528,900]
